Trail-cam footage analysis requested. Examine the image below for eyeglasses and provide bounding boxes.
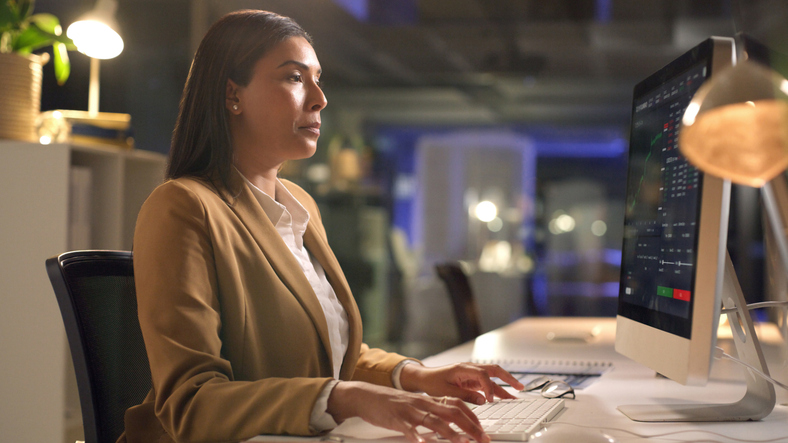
[522,376,575,399]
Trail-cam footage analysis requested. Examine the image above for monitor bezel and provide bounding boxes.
[615,36,734,386]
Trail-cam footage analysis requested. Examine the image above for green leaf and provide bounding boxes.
[12,22,72,52]
[28,13,60,35]
[12,23,49,52]
[53,40,69,84]
[0,1,20,32]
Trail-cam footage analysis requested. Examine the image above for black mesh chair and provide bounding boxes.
[46,250,150,443]
[435,262,482,343]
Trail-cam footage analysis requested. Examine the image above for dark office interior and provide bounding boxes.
[30,0,788,357]
[5,1,788,442]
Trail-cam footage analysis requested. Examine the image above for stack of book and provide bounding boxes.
[37,109,134,149]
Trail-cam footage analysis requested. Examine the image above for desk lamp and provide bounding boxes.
[680,59,788,276]
[66,0,124,117]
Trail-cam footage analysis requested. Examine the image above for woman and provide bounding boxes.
[124,10,523,443]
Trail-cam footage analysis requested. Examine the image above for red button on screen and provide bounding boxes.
[673,289,691,302]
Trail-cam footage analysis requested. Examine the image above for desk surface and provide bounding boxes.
[251,317,788,443]
[423,317,788,443]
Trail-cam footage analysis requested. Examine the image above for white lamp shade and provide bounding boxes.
[67,20,124,59]
[67,0,124,60]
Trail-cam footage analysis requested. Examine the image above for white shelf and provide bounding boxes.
[0,141,166,443]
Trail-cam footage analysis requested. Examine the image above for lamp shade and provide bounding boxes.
[66,0,124,59]
[679,61,788,187]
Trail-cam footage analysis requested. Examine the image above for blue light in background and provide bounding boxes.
[534,139,626,158]
[332,0,369,21]
[605,248,623,266]
[332,0,418,25]
[595,0,613,23]
[516,125,627,158]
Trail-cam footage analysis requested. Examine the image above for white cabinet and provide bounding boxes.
[0,141,166,443]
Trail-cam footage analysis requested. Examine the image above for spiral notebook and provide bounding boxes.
[473,358,614,389]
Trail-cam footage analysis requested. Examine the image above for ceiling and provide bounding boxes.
[189,0,787,127]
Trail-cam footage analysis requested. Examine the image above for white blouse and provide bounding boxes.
[241,173,414,431]
[242,175,350,379]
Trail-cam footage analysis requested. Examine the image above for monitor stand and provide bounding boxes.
[618,252,777,422]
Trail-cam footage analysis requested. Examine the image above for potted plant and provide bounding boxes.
[0,0,74,141]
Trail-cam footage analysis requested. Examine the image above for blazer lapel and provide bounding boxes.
[303,221,363,380]
[222,171,334,368]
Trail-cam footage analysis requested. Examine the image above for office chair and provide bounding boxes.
[46,250,150,443]
[435,262,482,343]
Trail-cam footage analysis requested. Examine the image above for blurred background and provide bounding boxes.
[34,0,788,358]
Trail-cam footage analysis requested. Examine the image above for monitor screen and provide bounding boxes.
[615,37,733,386]
[619,57,709,339]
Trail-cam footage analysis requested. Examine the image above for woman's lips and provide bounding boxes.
[300,122,321,136]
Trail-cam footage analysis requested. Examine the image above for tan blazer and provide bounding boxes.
[122,170,408,443]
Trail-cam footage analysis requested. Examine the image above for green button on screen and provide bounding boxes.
[657,286,673,297]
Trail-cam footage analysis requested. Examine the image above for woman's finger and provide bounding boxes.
[420,409,477,443]
[402,425,427,443]
[473,368,500,402]
[431,397,490,443]
[408,396,488,443]
[441,383,486,406]
[483,364,525,391]
[446,377,516,403]
[492,382,517,400]
[438,396,482,426]
[447,364,499,402]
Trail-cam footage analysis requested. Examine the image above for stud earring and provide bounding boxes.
[232,104,239,111]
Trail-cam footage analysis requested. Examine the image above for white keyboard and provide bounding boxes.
[452,398,565,441]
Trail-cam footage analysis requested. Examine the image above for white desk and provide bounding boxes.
[424,317,788,443]
[251,317,788,443]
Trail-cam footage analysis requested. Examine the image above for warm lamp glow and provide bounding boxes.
[66,0,124,115]
[67,20,123,59]
[679,61,788,188]
[681,100,788,187]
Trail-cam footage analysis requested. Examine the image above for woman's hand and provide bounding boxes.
[327,381,489,443]
[400,363,525,405]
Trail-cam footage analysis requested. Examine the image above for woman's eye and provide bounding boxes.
[291,73,302,82]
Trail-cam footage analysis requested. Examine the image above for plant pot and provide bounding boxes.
[0,52,47,142]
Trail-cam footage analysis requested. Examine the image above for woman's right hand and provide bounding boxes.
[326,381,490,443]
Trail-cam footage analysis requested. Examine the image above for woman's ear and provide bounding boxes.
[226,79,241,114]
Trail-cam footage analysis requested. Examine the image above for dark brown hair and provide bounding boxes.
[167,10,312,192]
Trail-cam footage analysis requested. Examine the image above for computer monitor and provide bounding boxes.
[616,36,734,385]
[615,36,776,421]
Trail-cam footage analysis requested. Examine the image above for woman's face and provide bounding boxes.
[228,36,327,172]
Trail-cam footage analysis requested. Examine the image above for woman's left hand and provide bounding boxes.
[399,363,525,405]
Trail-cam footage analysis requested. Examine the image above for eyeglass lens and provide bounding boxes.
[541,381,575,399]
[522,376,575,399]
[523,376,552,391]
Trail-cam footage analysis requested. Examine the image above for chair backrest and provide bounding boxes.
[46,250,151,443]
[435,262,482,343]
